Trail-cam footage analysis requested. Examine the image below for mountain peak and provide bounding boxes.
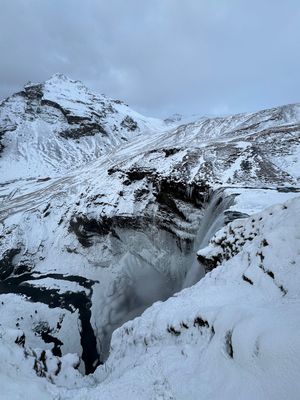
[23,74,79,91]
[44,73,90,96]
[47,73,78,84]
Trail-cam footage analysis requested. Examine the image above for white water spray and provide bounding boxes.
[183,189,235,288]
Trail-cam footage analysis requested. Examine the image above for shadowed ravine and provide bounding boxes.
[0,189,243,375]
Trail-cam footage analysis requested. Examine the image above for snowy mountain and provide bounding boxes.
[0,73,166,181]
[0,77,300,399]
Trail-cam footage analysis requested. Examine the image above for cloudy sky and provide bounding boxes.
[1,0,300,117]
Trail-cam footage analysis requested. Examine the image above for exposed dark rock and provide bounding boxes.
[225,330,234,358]
[107,167,123,176]
[69,215,113,247]
[0,123,18,155]
[224,210,249,224]
[13,263,34,276]
[43,203,51,217]
[279,285,288,296]
[69,213,155,247]
[34,322,63,356]
[60,122,108,139]
[40,99,68,116]
[197,253,220,273]
[277,186,300,193]
[156,190,187,220]
[193,317,209,328]
[180,322,189,329]
[0,131,4,154]
[62,114,88,125]
[14,331,26,347]
[242,274,253,285]
[155,178,210,208]
[34,357,47,377]
[163,148,180,157]
[37,177,51,183]
[126,168,155,181]
[240,159,253,172]
[167,325,181,336]
[121,115,138,131]
[23,84,44,101]
[134,188,149,201]
[266,270,274,279]
[0,248,21,280]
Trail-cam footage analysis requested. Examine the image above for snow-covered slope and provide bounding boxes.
[62,196,300,400]
[0,78,300,399]
[2,196,300,399]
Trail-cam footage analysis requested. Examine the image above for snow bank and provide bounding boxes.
[61,196,300,399]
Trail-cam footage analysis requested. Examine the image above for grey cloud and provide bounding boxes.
[0,0,300,117]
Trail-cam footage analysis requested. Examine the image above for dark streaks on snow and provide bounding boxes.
[0,268,100,374]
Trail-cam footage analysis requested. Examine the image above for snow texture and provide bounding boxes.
[0,75,299,399]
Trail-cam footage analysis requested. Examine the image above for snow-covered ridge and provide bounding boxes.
[1,74,300,184]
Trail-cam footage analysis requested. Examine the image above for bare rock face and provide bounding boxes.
[120,115,138,131]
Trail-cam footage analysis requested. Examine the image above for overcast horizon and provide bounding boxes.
[1,0,300,118]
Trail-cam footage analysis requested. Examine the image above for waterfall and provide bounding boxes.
[182,189,236,288]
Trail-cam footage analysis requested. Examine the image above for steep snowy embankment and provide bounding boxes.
[61,196,300,400]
